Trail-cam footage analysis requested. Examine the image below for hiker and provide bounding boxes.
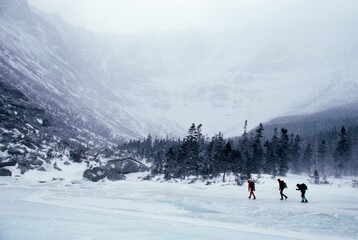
[248,179,256,199]
[277,178,288,200]
[296,183,308,203]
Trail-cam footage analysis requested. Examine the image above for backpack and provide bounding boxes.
[302,183,307,190]
[250,181,255,190]
[284,182,288,189]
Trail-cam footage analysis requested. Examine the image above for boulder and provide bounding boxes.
[8,147,27,155]
[17,157,29,167]
[0,168,12,176]
[30,159,43,168]
[0,158,17,168]
[22,140,36,150]
[107,169,126,181]
[18,164,28,174]
[42,119,51,127]
[4,123,16,130]
[53,162,62,171]
[83,158,148,182]
[101,148,115,158]
[69,149,83,163]
[0,145,7,152]
[107,158,149,174]
[83,166,108,182]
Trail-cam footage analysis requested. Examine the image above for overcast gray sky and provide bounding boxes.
[27,0,358,35]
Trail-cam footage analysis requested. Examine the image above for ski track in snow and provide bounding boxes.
[0,174,358,240]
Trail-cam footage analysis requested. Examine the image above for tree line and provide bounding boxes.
[119,121,358,180]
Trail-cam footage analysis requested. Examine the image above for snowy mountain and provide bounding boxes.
[261,103,358,139]
[1,0,358,139]
[0,0,149,140]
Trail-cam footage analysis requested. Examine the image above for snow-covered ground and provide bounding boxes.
[0,164,357,240]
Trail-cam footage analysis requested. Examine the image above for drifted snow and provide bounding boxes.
[0,166,357,240]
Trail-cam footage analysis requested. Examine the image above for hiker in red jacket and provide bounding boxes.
[248,179,256,199]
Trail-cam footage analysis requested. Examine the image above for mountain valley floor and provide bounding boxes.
[0,164,357,240]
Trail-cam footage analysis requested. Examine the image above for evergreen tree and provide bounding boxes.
[238,120,250,153]
[145,134,153,158]
[209,132,225,178]
[263,140,272,174]
[290,135,302,173]
[277,128,289,176]
[221,141,234,182]
[238,120,252,178]
[263,128,279,176]
[164,148,177,179]
[250,123,264,174]
[178,123,202,177]
[318,140,328,175]
[302,144,313,174]
[313,169,320,184]
[350,127,358,176]
[152,151,164,175]
[334,126,351,177]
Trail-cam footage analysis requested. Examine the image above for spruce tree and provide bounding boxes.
[221,141,234,182]
[263,128,279,176]
[164,148,177,179]
[334,126,351,177]
[177,123,202,177]
[290,135,302,173]
[278,128,289,176]
[302,144,313,174]
[209,132,225,178]
[238,120,252,178]
[251,123,264,174]
[318,140,328,175]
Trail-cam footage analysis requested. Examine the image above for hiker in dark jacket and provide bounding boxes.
[277,178,288,200]
[296,183,308,203]
[248,179,256,199]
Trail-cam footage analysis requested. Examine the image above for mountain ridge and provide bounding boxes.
[1,0,358,139]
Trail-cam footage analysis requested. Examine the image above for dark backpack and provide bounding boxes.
[284,182,288,189]
[250,181,255,190]
[301,183,307,190]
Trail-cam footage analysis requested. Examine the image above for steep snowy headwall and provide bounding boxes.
[1,0,357,139]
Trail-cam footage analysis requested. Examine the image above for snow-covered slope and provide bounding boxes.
[1,0,357,139]
[0,0,150,139]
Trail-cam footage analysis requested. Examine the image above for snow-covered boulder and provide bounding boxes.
[107,158,149,174]
[0,168,12,176]
[0,158,17,168]
[107,169,126,181]
[83,166,109,182]
[18,165,28,174]
[83,158,148,182]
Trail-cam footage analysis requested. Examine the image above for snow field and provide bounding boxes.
[0,166,357,240]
